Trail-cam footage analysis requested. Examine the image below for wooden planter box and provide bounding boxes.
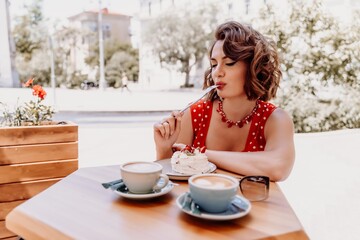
[0,121,78,239]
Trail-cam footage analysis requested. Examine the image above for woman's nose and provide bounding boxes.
[213,65,225,78]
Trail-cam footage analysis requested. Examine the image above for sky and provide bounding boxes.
[9,0,357,26]
[9,0,140,26]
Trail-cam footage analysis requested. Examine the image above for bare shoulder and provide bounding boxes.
[270,108,293,123]
[265,108,294,134]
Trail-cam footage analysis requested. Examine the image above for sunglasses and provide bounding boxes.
[239,176,270,201]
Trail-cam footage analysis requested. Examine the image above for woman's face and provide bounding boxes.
[210,40,248,99]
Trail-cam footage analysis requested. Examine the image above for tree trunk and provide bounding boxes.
[184,71,190,87]
[182,61,194,88]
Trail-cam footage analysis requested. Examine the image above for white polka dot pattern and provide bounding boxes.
[190,99,276,152]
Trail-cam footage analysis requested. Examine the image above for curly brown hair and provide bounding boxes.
[204,21,281,101]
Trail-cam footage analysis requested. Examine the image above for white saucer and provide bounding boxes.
[114,182,174,199]
[156,159,217,181]
[176,193,251,221]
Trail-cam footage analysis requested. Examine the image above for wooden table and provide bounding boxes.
[6,164,308,240]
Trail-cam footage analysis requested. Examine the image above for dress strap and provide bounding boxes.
[243,100,276,152]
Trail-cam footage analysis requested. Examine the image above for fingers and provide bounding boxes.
[171,110,183,118]
[153,120,170,138]
[165,116,176,136]
[162,120,171,139]
[161,112,182,137]
[172,143,186,152]
[170,111,182,132]
[153,113,182,139]
[153,122,165,138]
[173,115,181,136]
[153,119,173,139]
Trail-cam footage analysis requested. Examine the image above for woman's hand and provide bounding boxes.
[153,111,183,159]
[171,143,187,152]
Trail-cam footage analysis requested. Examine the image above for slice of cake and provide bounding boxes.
[171,146,210,175]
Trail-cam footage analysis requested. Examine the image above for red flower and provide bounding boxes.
[32,85,47,100]
[23,78,34,87]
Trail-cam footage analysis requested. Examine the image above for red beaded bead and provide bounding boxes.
[216,100,259,128]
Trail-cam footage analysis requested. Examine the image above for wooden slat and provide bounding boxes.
[0,122,78,146]
[0,220,16,239]
[0,160,78,184]
[0,178,61,202]
[0,142,78,165]
[0,201,25,220]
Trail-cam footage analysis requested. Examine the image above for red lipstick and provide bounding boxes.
[216,82,225,90]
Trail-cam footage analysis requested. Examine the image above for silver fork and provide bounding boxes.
[179,85,218,114]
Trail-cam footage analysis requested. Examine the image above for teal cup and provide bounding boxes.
[188,174,239,213]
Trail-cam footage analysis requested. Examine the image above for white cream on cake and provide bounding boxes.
[171,148,210,175]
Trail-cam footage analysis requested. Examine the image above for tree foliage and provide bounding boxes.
[53,26,86,88]
[11,0,138,89]
[85,38,139,86]
[11,0,53,86]
[144,4,218,87]
[12,0,47,62]
[106,51,139,88]
[254,0,360,132]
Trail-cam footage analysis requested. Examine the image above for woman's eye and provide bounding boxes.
[226,62,237,66]
[211,64,217,68]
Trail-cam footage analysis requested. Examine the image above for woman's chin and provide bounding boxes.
[217,92,226,99]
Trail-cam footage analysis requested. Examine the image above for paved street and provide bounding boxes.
[53,111,163,168]
[1,86,360,239]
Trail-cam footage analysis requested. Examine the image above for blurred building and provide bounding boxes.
[64,8,131,74]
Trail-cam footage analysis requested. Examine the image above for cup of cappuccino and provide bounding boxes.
[120,161,169,194]
[188,174,239,213]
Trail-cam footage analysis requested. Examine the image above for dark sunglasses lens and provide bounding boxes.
[240,177,268,201]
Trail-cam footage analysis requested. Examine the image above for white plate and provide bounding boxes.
[156,159,217,181]
[114,181,174,199]
[176,193,251,221]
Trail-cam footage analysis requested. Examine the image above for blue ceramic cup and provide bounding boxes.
[189,174,239,213]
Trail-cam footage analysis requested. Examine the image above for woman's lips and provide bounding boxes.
[216,82,225,90]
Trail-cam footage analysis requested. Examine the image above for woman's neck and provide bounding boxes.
[221,97,257,120]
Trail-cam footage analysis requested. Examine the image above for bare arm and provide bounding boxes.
[206,109,295,181]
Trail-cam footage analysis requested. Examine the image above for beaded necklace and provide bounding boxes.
[216,100,259,128]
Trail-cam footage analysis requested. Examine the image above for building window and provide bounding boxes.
[89,21,97,32]
[103,24,111,39]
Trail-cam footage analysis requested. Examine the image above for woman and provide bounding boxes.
[153,21,295,181]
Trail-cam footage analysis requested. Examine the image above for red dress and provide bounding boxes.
[190,100,276,152]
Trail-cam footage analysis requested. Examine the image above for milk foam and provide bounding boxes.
[193,176,234,188]
[124,163,160,172]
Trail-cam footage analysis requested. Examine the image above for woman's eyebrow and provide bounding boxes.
[210,56,230,61]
